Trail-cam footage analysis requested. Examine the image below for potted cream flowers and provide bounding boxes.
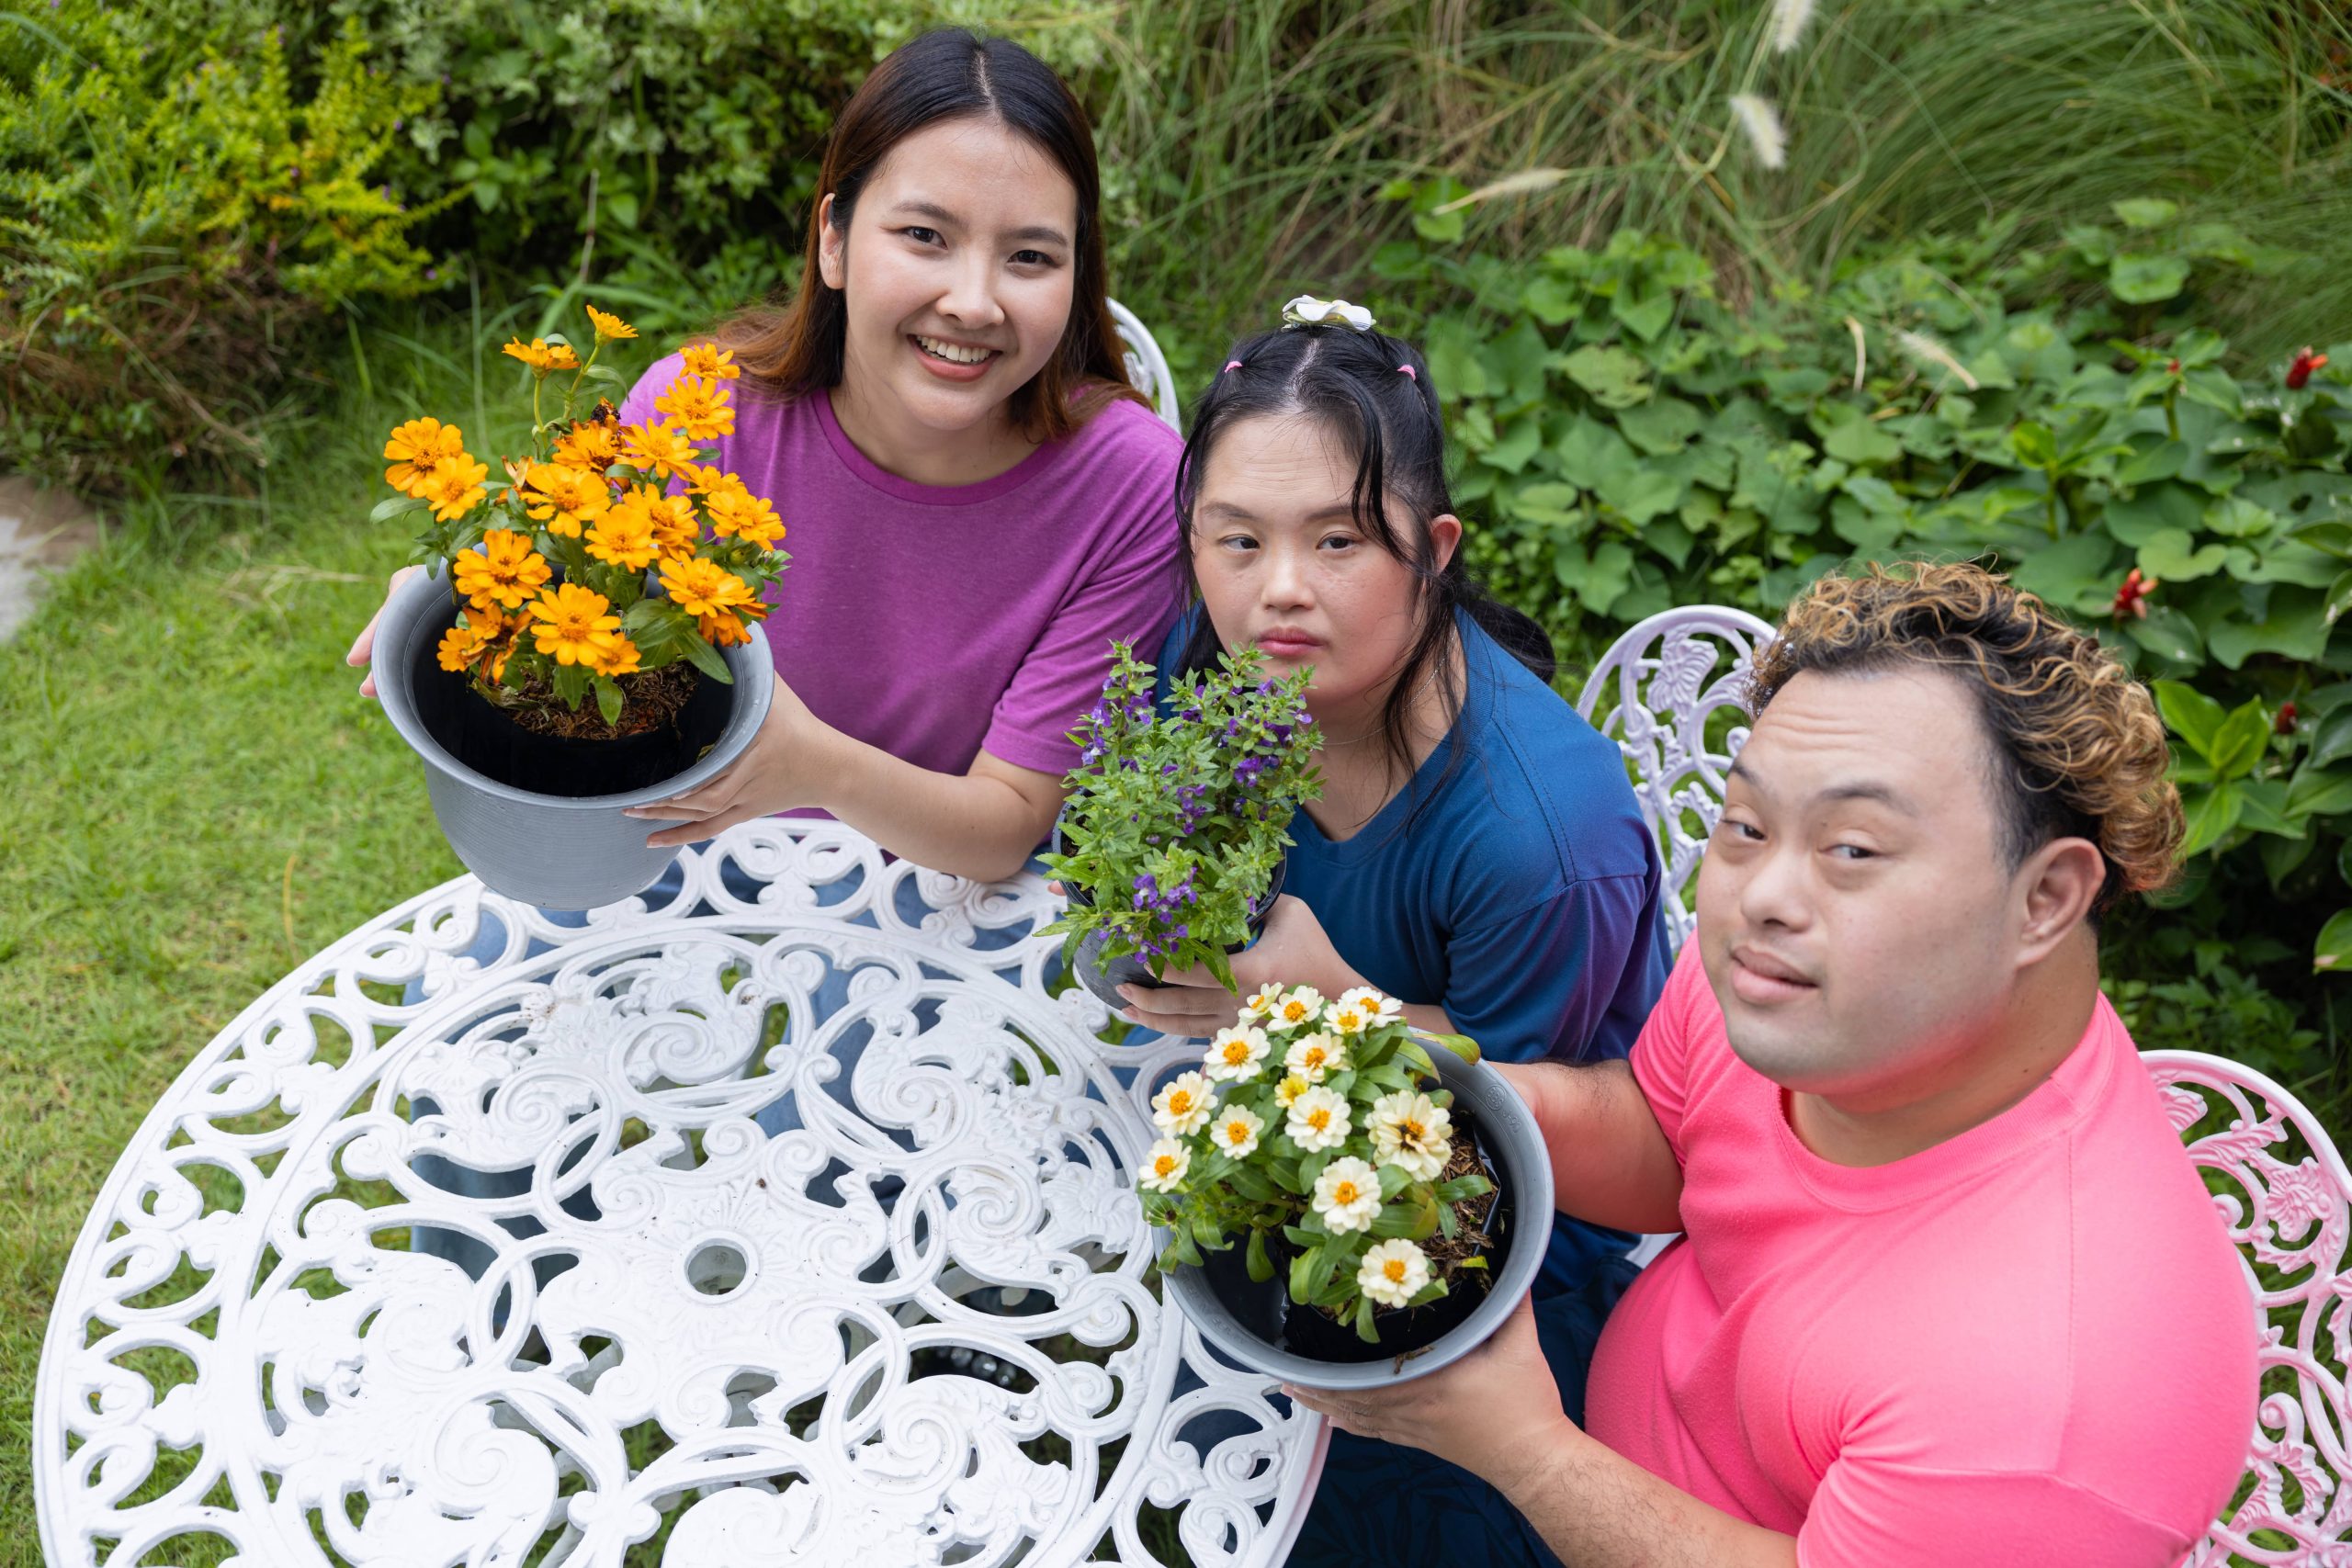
[1141,983,1555,1387]
[1042,642,1319,1007]
[366,306,786,909]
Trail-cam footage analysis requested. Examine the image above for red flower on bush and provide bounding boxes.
[2288,346,2329,389]
[2111,569,2156,619]
[2277,701,2299,736]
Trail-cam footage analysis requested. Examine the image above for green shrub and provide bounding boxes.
[1365,201,2348,1097]
[0,6,444,484]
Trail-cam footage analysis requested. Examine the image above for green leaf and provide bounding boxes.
[2110,253,2191,304]
[2287,766,2352,820]
[2312,705,2352,770]
[550,660,592,710]
[2007,421,2058,468]
[2138,529,2231,582]
[1354,1298,1380,1344]
[2177,783,2245,858]
[2124,605,2204,665]
[1561,344,1651,408]
[2114,440,2188,489]
[2316,908,2352,973]
[1596,467,1683,525]
[2154,680,2229,758]
[2204,496,2278,540]
[1814,402,1903,467]
[1554,416,1639,491]
[2006,528,2116,612]
[2207,700,2272,781]
[1246,1228,1272,1283]
[369,493,431,525]
[592,675,623,728]
[1482,418,1544,474]
[2207,587,2331,669]
[1617,395,1702,455]
[2102,482,2204,546]
[1612,288,1674,342]
[2328,569,2352,626]
[2112,197,2180,229]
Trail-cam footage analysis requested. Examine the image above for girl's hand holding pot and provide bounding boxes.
[345,566,424,699]
[628,669,832,846]
[1116,894,1351,1035]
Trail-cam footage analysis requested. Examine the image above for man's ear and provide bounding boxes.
[2016,835,2106,963]
[817,195,846,291]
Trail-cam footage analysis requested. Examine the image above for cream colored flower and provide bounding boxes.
[1272,1073,1311,1111]
[1357,1238,1432,1308]
[1282,295,1375,333]
[1285,1085,1351,1153]
[1283,1032,1347,1083]
[1271,986,1326,1030]
[1729,94,1787,171]
[1370,1089,1453,1182]
[1139,1138,1191,1193]
[1331,986,1403,1034]
[1204,1025,1272,1083]
[1151,1071,1216,1137]
[1312,1156,1383,1234]
[1241,984,1283,1022]
[1210,1104,1266,1159]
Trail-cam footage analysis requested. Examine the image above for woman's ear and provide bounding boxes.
[1428,513,1464,574]
[817,195,847,291]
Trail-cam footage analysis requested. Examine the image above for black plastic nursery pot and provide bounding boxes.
[1159,1043,1556,1391]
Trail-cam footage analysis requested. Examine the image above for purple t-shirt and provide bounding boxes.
[620,357,1182,777]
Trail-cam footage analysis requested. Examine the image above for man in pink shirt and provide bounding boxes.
[1287,562,2256,1565]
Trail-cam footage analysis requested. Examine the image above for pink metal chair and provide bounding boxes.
[1577,605,2352,1562]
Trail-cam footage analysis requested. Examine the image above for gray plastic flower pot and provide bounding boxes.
[1159,1043,1555,1390]
[371,567,774,911]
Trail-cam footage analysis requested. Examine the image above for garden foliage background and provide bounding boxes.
[5,0,2352,1551]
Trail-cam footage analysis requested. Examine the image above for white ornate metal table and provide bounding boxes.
[36,821,1326,1567]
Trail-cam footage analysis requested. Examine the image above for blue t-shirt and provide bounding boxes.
[1157,610,1672,1292]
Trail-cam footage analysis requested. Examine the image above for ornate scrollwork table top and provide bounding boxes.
[37,820,1324,1568]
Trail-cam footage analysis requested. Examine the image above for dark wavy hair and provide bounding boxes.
[1170,320,1555,798]
[708,29,1141,441]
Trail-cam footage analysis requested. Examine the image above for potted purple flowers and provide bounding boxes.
[1043,642,1320,1008]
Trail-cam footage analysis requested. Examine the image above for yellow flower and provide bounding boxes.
[659,555,759,620]
[680,462,747,503]
[585,631,642,679]
[502,337,581,375]
[697,609,753,647]
[384,417,464,497]
[611,481,701,554]
[583,506,661,570]
[703,487,785,548]
[654,375,735,441]
[618,421,701,481]
[585,305,638,343]
[418,453,491,523]
[522,461,612,538]
[452,529,553,611]
[552,421,622,473]
[437,621,493,672]
[679,342,741,381]
[527,582,624,667]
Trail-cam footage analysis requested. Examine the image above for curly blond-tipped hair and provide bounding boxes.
[1747,562,2182,910]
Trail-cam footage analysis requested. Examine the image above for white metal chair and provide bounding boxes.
[1107,297,1182,434]
[1576,604,2352,1562]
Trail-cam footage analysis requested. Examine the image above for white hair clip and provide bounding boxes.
[1282,295,1375,333]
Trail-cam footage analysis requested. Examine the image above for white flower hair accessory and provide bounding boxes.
[1282,295,1375,332]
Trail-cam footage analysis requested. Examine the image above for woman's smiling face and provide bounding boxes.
[1189,411,1459,718]
[818,114,1079,441]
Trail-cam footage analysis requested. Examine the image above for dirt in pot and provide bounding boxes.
[1277,1126,1511,1365]
[408,615,733,798]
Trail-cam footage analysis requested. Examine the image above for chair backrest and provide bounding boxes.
[1580,601,2352,1564]
[1106,298,1183,434]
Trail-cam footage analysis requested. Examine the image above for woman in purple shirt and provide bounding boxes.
[350,30,1182,877]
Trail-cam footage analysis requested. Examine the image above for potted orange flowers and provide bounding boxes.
[366,305,787,908]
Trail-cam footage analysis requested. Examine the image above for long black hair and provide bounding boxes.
[1171,318,1555,796]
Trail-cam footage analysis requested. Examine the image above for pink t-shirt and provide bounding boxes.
[1586,946,2256,1566]
[619,359,1182,777]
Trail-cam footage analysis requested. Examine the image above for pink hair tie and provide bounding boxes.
[1397,364,1417,380]
[1223,359,1244,373]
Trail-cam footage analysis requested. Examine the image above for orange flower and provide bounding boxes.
[703,487,785,548]
[618,421,701,481]
[2110,568,2157,620]
[696,610,753,647]
[585,305,638,343]
[660,556,760,620]
[522,461,612,538]
[678,462,747,503]
[609,482,702,555]
[527,582,625,667]
[385,417,464,497]
[552,420,622,473]
[503,337,581,375]
[437,620,494,672]
[453,529,553,611]
[2289,346,2330,390]
[654,375,735,441]
[583,504,661,570]
[586,631,643,678]
[679,342,741,381]
[418,452,491,522]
